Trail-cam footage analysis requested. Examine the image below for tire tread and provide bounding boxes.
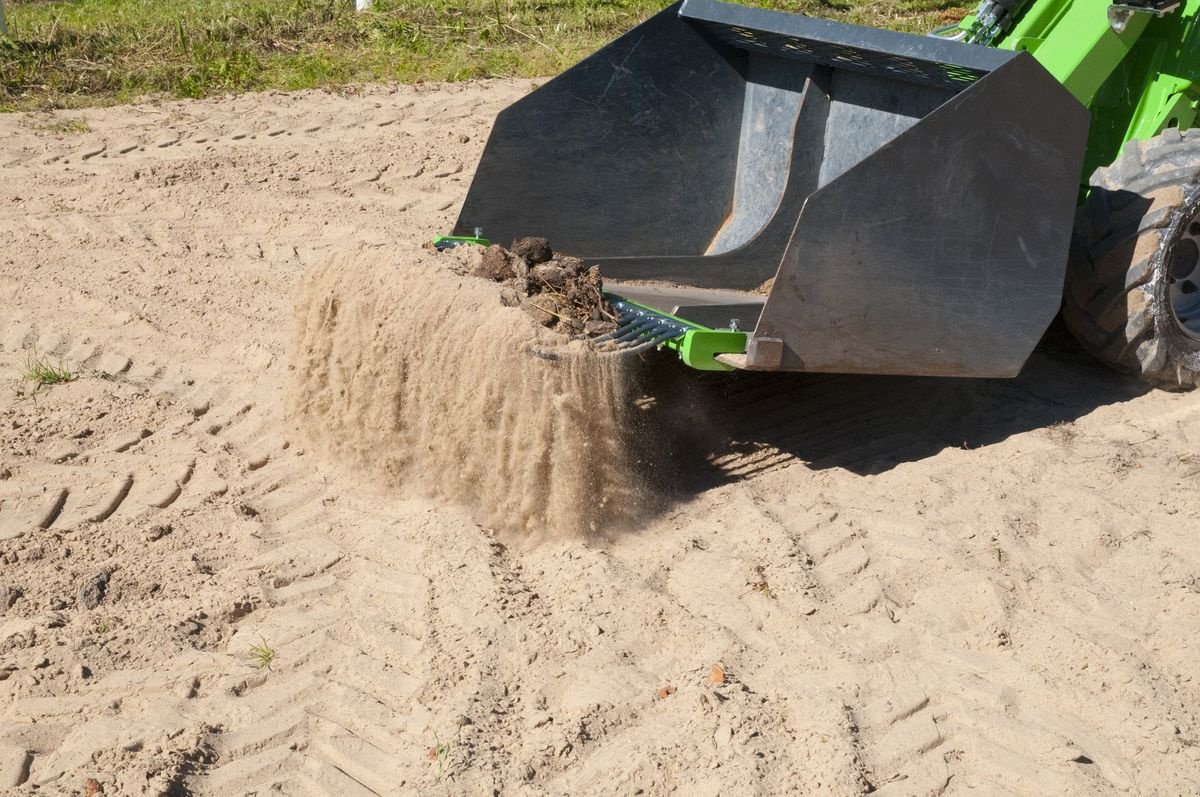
[1065,132,1200,389]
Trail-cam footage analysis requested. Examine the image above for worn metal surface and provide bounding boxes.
[679,0,1013,90]
[593,62,829,289]
[454,2,745,258]
[706,57,811,255]
[756,53,1089,377]
[818,71,951,186]
[606,283,767,330]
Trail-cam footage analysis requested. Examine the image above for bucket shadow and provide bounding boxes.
[625,317,1150,499]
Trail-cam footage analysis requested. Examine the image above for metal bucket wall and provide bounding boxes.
[454,0,1090,377]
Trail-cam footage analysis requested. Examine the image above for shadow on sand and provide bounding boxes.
[627,317,1150,496]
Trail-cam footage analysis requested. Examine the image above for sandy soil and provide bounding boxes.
[1,82,1199,796]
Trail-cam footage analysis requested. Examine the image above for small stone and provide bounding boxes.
[78,569,112,610]
[178,620,203,636]
[510,237,553,265]
[0,744,32,788]
[49,597,68,610]
[499,287,522,308]
[456,714,473,728]
[457,134,471,144]
[44,443,78,464]
[178,677,199,700]
[656,685,677,700]
[146,524,173,542]
[706,664,727,686]
[86,777,105,796]
[96,353,131,377]
[472,245,515,281]
[0,586,21,612]
[0,467,11,480]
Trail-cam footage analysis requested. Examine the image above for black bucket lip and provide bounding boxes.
[679,0,1016,91]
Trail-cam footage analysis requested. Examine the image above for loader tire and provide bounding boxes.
[1065,128,1200,389]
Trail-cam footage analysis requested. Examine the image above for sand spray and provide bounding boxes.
[291,251,648,538]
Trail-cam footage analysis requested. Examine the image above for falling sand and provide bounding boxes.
[291,250,647,538]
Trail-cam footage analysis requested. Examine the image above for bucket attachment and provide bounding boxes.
[454,0,1089,377]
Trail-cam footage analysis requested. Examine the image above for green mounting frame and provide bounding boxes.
[679,329,748,371]
[432,233,491,251]
[609,295,747,371]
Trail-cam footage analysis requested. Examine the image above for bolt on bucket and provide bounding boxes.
[454,0,1089,377]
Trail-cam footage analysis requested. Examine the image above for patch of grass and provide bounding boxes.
[742,564,777,599]
[33,115,91,134]
[21,349,75,389]
[91,614,120,635]
[247,634,276,670]
[426,733,452,781]
[0,0,969,111]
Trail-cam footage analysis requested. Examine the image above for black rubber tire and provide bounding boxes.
[1065,128,1200,390]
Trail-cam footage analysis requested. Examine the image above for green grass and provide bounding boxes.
[247,634,277,669]
[0,0,968,112]
[21,349,76,388]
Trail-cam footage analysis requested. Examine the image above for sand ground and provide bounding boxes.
[1,82,1199,796]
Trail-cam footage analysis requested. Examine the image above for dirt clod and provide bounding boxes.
[510,236,553,265]
[499,287,522,308]
[464,240,615,337]
[473,245,516,282]
[0,585,21,612]
[78,569,113,610]
[520,297,559,327]
[531,264,566,290]
[146,524,173,542]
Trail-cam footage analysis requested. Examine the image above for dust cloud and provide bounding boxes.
[291,251,647,538]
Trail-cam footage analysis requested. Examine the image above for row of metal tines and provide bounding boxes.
[592,294,692,354]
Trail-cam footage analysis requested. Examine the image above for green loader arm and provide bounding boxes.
[945,0,1200,179]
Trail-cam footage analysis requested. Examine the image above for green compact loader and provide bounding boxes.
[452,0,1200,387]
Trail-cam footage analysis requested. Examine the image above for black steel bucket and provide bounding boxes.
[453,0,1088,376]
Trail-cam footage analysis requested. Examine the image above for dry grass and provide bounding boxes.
[0,0,969,111]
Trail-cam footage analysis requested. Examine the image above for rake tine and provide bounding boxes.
[610,319,663,344]
[592,292,695,355]
[615,329,681,354]
[595,329,680,355]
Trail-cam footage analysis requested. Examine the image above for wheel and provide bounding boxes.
[1065,128,1200,389]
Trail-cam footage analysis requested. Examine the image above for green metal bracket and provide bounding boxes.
[433,234,491,251]
[679,329,747,372]
[605,293,747,371]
